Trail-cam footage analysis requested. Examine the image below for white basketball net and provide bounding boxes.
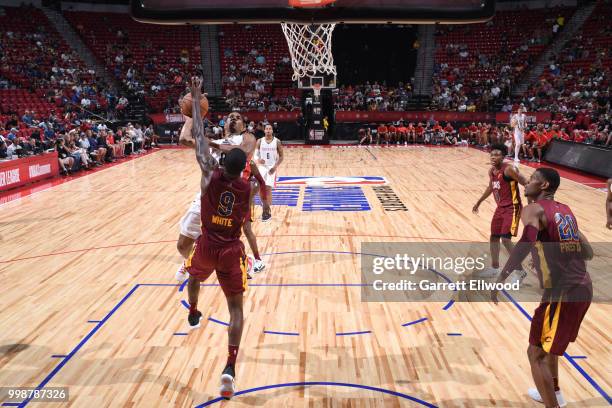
[281,23,337,81]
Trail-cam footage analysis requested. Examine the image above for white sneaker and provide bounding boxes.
[253,258,266,274]
[473,266,500,278]
[528,387,567,407]
[509,269,527,285]
[175,262,188,283]
[220,373,236,400]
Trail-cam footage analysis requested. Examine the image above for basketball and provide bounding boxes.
[180,93,209,118]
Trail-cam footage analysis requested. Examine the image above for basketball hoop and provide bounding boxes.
[312,83,322,98]
[281,22,337,82]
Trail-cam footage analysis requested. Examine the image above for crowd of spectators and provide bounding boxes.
[333,82,414,111]
[0,112,159,175]
[357,119,611,154]
[222,45,298,112]
[0,5,128,121]
[430,8,571,112]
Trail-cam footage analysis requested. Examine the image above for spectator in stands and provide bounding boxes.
[87,129,106,164]
[96,130,115,161]
[55,139,75,175]
[0,138,7,159]
[6,138,21,158]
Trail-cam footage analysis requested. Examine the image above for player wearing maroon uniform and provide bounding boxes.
[185,77,249,400]
[492,168,594,408]
[473,144,528,280]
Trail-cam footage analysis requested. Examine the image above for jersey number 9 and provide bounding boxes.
[218,191,235,216]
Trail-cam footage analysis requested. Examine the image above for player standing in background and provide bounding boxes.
[606,178,612,229]
[473,144,528,282]
[511,105,527,166]
[492,168,594,408]
[255,124,284,222]
[185,77,250,400]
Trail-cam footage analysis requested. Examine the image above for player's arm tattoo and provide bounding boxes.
[190,77,215,192]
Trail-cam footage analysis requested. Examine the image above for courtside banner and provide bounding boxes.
[495,112,551,124]
[277,176,387,185]
[0,152,59,192]
[360,242,611,303]
[544,140,612,178]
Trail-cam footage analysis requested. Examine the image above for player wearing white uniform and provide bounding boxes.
[175,113,266,283]
[510,106,527,166]
[255,125,284,218]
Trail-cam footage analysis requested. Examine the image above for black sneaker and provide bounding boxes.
[188,310,203,329]
[220,365,236,400]
[262,210,272,222]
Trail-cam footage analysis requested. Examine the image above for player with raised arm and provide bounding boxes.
[491,168,593,408]
[185,77,249,400]
[606,178,612,229]
[175,113,269,283]
[255,123,284,221]
[473,144,529,282]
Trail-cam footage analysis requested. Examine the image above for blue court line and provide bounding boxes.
[402,317,428,327]
[13,250,608,407]
[263,330,300,336]
[336,331,372,336]
[447,333,462,336]
[87,320,101,323]
[194,381,438,407]
[50,355,66,358]
[173,332,188,336]
[571,356,587,359]
[208,317,229,327]
[181,299,190,309]
[442,299,455,310]
[2,403,20,407]
[502,290,611,404]
[16,283,140,407]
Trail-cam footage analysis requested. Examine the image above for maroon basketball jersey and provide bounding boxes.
[200,167,251,246]
[531,199,591,293]
[489,163,521,208]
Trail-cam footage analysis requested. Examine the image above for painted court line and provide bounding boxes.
[336,330,372,336]
[263,330,300,336]
[10,276,609,406]
[402,317,428,327]
[195,382,438,407]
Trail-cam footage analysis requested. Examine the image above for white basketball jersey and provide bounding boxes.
[513,113,526,133]
[211,134,241,162]
[260,137,279,167]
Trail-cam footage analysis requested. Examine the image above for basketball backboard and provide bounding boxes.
[131,0,495,25]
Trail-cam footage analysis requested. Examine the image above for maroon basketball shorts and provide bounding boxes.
[185,238,248,297]
[491,204,521,237]
[529,285,592,356]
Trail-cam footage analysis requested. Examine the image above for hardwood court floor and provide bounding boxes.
[0,146,609,407]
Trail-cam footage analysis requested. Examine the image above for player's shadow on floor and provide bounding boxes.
[243,339,489,387]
